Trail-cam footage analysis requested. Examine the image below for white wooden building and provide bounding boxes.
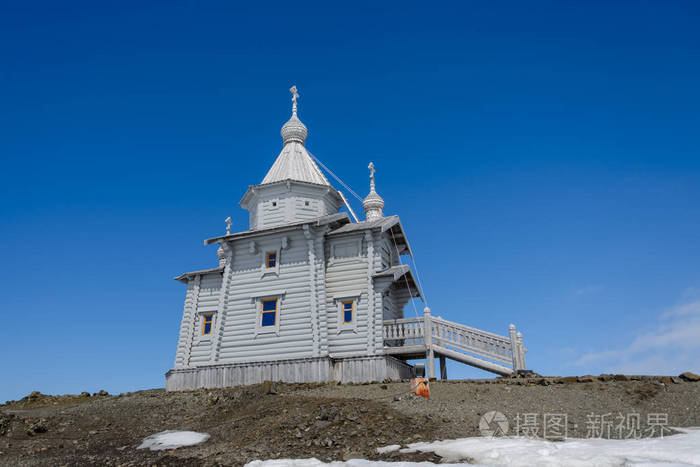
[165,88,527,391]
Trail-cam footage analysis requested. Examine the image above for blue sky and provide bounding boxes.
[1,1,699,402]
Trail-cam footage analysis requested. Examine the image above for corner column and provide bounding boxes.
[304,225,320,357]
[424,306,435,378]
[365,231,376,355]
[211,243,233,363]
[509,324,521,371]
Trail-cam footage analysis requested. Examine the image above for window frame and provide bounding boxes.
[335,294,361,334]
[252,291,286,336]
[259,238,288,279]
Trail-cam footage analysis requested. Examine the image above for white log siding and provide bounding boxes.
[325,234,372,358]
[188,273,222,364]
[217,228,316,362]
[259,197,287,228]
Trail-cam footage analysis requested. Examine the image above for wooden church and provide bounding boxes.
[165,88,527,391]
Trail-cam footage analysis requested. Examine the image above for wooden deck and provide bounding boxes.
[382,309,527,378]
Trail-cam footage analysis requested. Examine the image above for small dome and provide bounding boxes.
[363,191,385,221]
[281,115,308,145]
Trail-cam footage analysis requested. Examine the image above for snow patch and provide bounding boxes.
[248,428,700,466]
[376,445,401,454]
[405,427,700,466]
[137,430,210,451]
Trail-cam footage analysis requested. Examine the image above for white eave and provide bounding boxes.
[203,212,350,246]
[239,178,341,208]
[373,265,422,299]
[174,266,224,283]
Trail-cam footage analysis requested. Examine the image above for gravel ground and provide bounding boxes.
[1,375,699,466]
[298,376,700,440]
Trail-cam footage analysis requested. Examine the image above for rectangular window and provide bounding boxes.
[261,298,277,327]
[202,314,213,335]
[266,252,277,268]
[342,301,353,323]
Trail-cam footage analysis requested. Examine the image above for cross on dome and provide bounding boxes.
[290,85,299,116]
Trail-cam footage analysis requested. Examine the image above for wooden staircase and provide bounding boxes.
[382,308,527,378]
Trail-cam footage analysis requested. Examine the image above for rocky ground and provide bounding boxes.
[1,373,699,467]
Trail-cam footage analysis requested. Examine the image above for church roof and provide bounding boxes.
[260,141,330,186]
[174,266,224,283]
[373,265,422,299]
[327,215,414,257]
[327,215,399,234]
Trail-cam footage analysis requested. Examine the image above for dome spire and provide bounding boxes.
[363,162,385,221]
[281,85,308,145]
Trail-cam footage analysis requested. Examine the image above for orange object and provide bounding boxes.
[410,378,430,399]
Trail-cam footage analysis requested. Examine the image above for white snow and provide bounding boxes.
[403,427,700,466]
[137,430,210,451]
[246,428,700,467]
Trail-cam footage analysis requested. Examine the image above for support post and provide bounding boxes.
[517,331,526,370]
[424,307,435,379]
[439,355,447,380]
[509,324,521,371]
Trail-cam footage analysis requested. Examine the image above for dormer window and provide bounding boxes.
[272,201,277,207]
[266,252,277,268]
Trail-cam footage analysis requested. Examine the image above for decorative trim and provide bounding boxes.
[252,292,286,336]
[193,311,216,346]
[249,289,287,299]
[259,236,289,279]
[335,295,360,334]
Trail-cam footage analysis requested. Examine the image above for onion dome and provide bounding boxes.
[280,85,308,145]
[363,162,385,221]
